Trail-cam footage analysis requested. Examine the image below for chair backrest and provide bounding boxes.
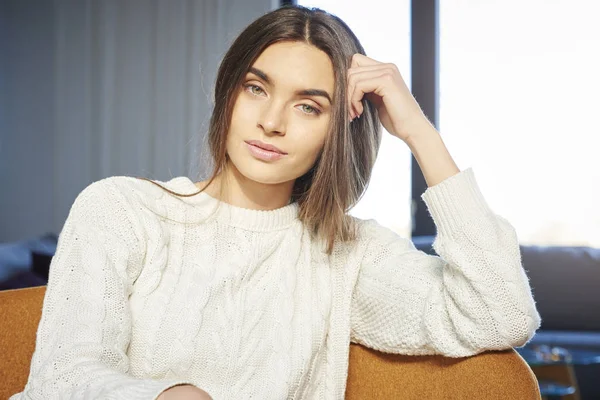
[0,286,541,399]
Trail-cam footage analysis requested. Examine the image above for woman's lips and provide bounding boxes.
[245,142,286,161]
[245,140,287,154]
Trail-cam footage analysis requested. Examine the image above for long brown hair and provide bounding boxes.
[139,4,382,255]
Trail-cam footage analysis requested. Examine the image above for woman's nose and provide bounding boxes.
[257,102,286,135]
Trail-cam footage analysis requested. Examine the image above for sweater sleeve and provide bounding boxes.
[349,168,542,358]
[10,178,197,400]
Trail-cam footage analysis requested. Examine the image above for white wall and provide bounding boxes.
[0,0,275,242]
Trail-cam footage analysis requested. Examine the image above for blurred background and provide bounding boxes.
[1,0,599,398]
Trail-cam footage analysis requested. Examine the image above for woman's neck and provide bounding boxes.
[195,163,295,211]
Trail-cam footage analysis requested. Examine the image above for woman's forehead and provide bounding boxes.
[250,42,335,95]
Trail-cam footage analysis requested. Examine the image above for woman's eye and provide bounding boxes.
[246,84,264,96]
[245,84,321,116]
[300,104,321,115]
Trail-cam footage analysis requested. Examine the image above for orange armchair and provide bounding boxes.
[0,286,541,399]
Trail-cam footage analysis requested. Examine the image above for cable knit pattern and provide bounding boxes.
[10,167,541,400]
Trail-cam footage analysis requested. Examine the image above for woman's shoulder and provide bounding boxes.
[348,215,382,236]
[60,176,154,250]
[81,175,202,226]
[66,176,147,217]
[88,175,158,192]
[70,175,165,225]
[348,215,407,245]
[78,175,172,202]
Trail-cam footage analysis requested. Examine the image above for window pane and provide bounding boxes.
[440,0,600,247]
[298,0,412,237]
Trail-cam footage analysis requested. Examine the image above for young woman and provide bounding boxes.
[11,5,541,400]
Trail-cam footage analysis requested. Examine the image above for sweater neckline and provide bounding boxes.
[154,176,300,231]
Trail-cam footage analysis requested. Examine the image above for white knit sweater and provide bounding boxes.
[11,167,541,400]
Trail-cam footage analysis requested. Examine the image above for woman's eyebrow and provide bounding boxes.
[248,67,332,104]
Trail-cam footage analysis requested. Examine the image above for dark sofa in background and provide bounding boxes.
[0,234,57,291]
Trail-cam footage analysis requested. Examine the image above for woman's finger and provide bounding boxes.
[347,69,389,117]
[350,53,382,68]
[348,62,396,76]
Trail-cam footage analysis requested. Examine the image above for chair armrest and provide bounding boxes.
[346,343,541,399]
[0,285,47,399]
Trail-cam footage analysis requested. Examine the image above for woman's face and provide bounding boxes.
[225,41,335,186]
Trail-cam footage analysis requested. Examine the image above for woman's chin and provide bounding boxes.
[229,161,288,185]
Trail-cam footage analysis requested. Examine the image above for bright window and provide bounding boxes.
[440,0,600,247]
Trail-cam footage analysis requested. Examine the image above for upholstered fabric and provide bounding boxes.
[346,341,540,399]
[1,286,541,400]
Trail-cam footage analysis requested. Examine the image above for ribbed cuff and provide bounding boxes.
[420,167,493,239]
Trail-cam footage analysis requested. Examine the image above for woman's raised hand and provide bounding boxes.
[347,53,430,143]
